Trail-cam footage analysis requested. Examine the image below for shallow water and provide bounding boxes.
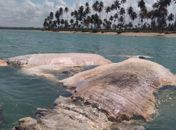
[0,29,176,130]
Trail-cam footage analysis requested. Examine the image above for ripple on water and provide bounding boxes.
[0,30,176,129]
[145,87,176,130]
[0,67,70,130]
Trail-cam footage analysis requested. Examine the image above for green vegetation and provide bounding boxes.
[43,0,176,33]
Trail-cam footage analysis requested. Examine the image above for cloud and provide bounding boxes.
[0,0,175,27]
[0,0,61,27]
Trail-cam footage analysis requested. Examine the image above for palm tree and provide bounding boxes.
[152,0,172,30]
[55,10,61,28]
[98,1,104,19]
[71,10,79,28]
[128,7,137,21]
[85,2,89,7]
[113,0,121,10]
[119,16,124,28]
[127,7,133,17]
[59,7,64,19]
[78,5,85,27]
[131,12,137,27]
[49,12,54,20]
[110,0,121,28]
[92,1,104,29]
[70,19,74,28]
[121,0,126,4]
[55,10,60,20]
[84,2,91,29]
[92,1,99,13]
[84,16,92,29]
[120,8,125,16]
[65,7,69,21]
[138,0,146,12]
[43,18,49,30]
[85,2,91,15]
[168,13,174,22]
[110,16,114,21]
[119,7,125,27]
[138,0,147,26]
[43,0,176,31]
[103,18,112,29]
[114,13,118,22]
[105,6,111,19]
[127,6,137,29]
[55,7,64,28]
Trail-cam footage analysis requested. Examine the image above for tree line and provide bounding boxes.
[43,0,176,33]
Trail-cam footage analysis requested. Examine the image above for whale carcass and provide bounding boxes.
[6,53,112,67]
[10,54,176,130]
[6,53,112,80]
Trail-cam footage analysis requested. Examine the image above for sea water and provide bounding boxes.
[0,29,176,130]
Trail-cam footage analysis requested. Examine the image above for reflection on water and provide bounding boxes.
[0,29,176,129]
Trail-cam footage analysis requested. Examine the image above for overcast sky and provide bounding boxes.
[0,0,175,27]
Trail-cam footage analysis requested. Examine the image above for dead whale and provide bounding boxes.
[4,53,112,80]
[60,58,176,121]
[12,57,176,130]
[6,53,112,67]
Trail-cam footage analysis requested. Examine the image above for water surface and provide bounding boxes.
[0,29,176,130]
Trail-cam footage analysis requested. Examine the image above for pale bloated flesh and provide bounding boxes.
[7,53,111,79]
[7,53,112,67]
[10,56,176,130]
[0,59,8,67]
[61,58,176,121]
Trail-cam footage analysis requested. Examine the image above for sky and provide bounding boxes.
[0,0,175,27]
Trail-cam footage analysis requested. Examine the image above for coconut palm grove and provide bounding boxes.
[43,0,176,33]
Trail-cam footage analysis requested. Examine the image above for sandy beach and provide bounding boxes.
[120,32,176,37]
[58,31,176,37]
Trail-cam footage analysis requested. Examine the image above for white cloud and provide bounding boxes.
[0,0,175,27]
[0,0,61,27]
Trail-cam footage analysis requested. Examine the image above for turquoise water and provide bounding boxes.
[0,29,176,130]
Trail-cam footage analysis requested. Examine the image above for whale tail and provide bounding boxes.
[0,59,8,67]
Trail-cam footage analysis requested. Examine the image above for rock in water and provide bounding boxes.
[13,58,176,130]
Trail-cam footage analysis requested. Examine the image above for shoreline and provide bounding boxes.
[57,31,176,37]
[1,28,176,37]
